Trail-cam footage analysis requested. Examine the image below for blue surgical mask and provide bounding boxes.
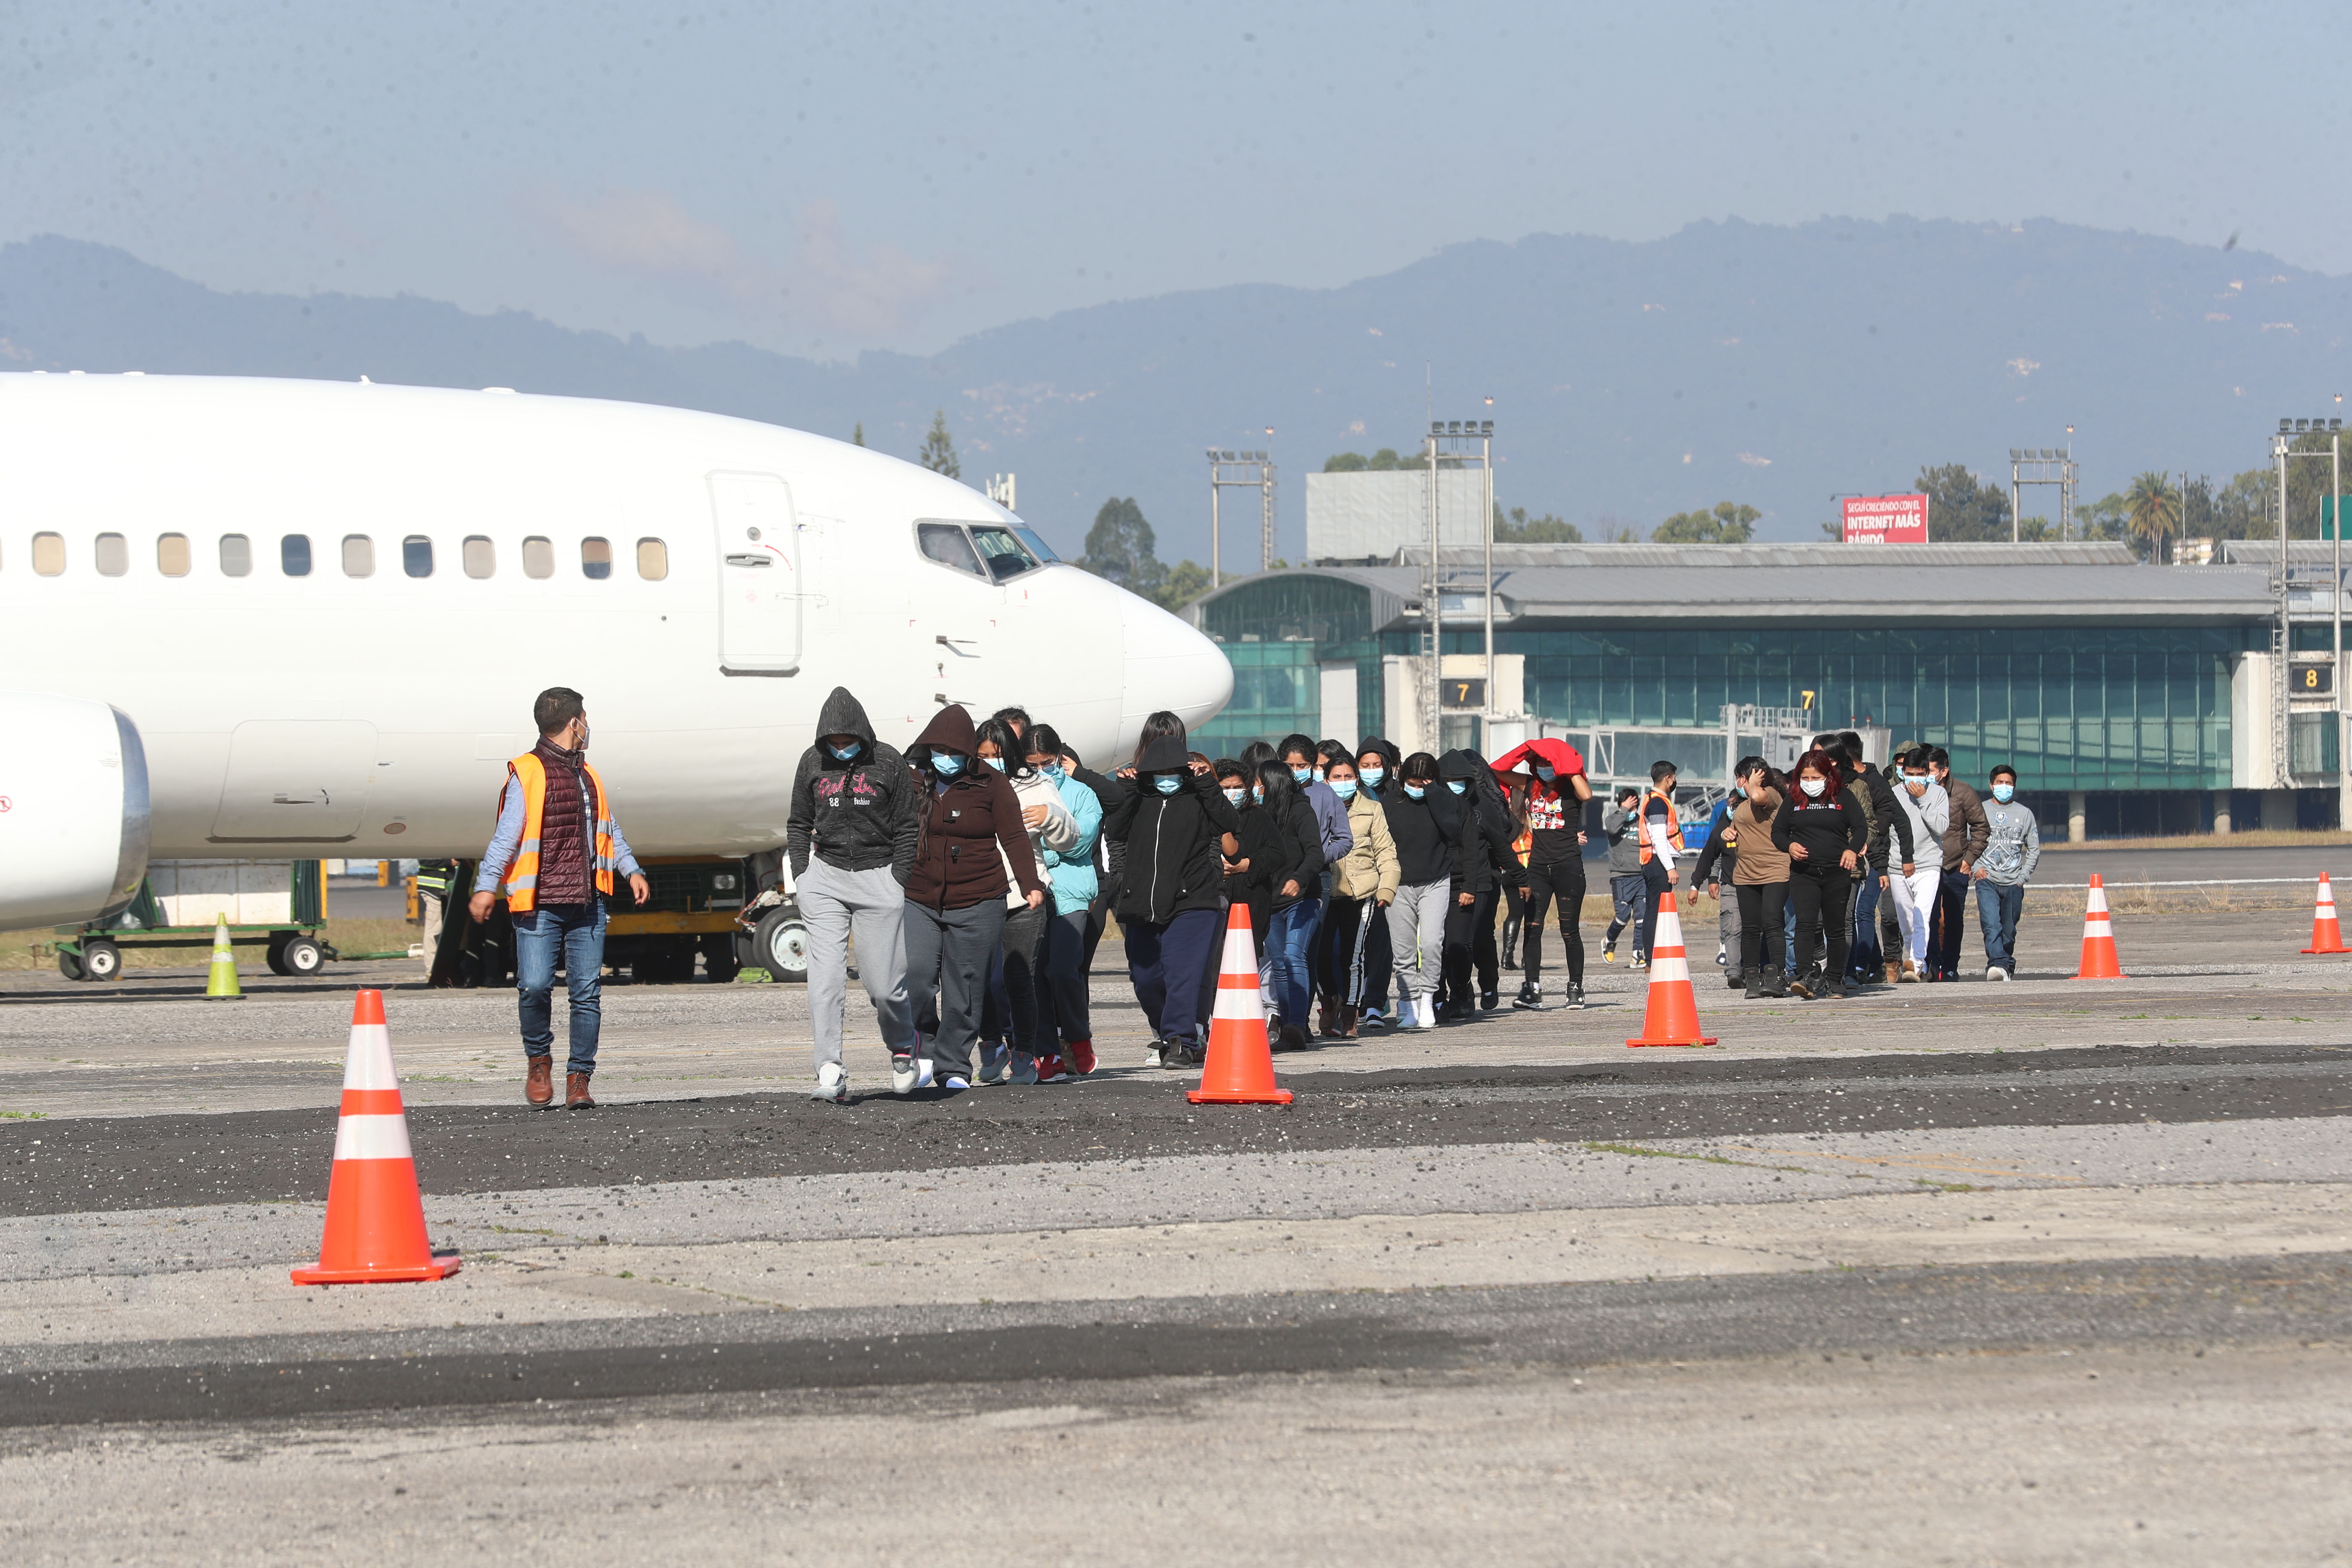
[1331,779,1358,801]
[1361,766,1385,787]
[1222,787,1245,806]
[828,741,862,761]
[1040,763,1065,781]
[932,751,965,776]
[1154,774,1182,796]
[1534,765,1555,783]
[1291,766,1313,785]
[1446,780,1467,795]
[1992,782,2015,803]
[983,755,1006,772]
[1403,784,1427,800]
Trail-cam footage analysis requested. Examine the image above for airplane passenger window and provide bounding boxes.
[403,536,433,578]
[157,534,191,577]
[95,533,130,577]
[33,532,65,576]
[968,524,1038,582]
[463,536,495,579]
[343,535,375,578]
[637,538,668,580]
[282,535,312,576]
[522,536,554,579]
[220,535,253,577]
[582,537,612,580]
[916,522,984,578]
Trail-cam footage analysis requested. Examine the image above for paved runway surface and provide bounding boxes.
[3,906,2349,1564]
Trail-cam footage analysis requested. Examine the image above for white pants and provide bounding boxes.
[1886,865,1941,965]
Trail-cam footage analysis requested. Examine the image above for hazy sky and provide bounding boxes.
[1,1,2336,359]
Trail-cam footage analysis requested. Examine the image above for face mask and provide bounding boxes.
[1222,787,1245,806]
[571,722,591,753]
[1331,779,1358,801]
[828,741,861,762]
[932,751,964,776]
[983,755,1006,771]
[1800,777,1827,799]
[1403,784,1427,800]
[1730,784,1746,799]
[1903,775,1928,793]
[1446,780,1467,795]
[1992,782,2015,803]
[1251,785,1265,802]
[1534,765,1556,783]
[1290,766,1313,785]
[1154,774,1182,796]
[1362,766,1385,787]
[1038,762,1063,781]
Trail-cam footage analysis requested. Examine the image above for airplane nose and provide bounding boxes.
[1120,591,1232,747]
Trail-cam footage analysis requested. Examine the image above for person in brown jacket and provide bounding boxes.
[1727,757,1792,998]
[902,704,1047,1093]
[1926,745,1991,982]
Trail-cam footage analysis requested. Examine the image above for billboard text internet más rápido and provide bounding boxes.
[1841,493,1930,544]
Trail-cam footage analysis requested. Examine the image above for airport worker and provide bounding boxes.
[469,686,650,1109]
[903,704,1048,1093]
[1491,736,1594,1012]
[786,686,922,1104]
[1973,764,2040,980]
[1313,754,1398,1040]
[1725,758,1791,998]
[1600,786,1650,967]
[413,858,456,976]
[1772,747,1868,1000]
[1381,751,1467,1029]
[1256,760,1329,1050]
[1102,732,1240,1068]
[1926,746,1992,982]
[1025,723,1106,1078]
[974,717,1078,1084]
[1884,747,1949,983]
[1633,760,1685,971]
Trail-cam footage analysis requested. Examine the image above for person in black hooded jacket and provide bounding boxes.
[786,687,921,1103]
[1436,748,1519,1020]
[1101,733,1240,1066]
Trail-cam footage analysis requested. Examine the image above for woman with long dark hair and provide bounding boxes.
[1726,756,1791,998]
[1770,747,1868,1000]
[1254,759,1328,1048]
[974,717,1076,1084]
[1316,754,1398,1038]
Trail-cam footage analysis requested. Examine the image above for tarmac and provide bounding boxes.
[2,900,2349,1564]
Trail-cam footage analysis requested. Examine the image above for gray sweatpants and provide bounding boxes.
[1387,878,1451,1001]
[903,897,1007,1080]
[798,858,916,1072]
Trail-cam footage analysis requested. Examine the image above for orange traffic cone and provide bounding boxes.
[2070,874,2127,979]
[1188,902,1294,1105]
[291,990,461,1285]
[2304,873,2350,954]
[1627,890,1717,1048]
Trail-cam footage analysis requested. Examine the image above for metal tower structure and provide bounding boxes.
[2007,446,2077,540]
[1207,447,1276,588]
[1419,418,1495,753]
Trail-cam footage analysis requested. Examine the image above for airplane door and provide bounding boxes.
[209,721,377,842]
[710,472,801,675]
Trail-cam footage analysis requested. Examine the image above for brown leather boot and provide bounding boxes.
[525,1055,554,1106]
[565,1072,596,1109]
[1882,962,1901,986]
[1333,1005,1358,1039]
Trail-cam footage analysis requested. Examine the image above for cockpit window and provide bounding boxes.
[916,522,985,578]
[1009,523,1059,564]
[968,525,1040,582]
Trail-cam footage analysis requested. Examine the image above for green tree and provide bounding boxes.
[2210,469,2272,539]
[1078,496,1164,595]
[1914,463,2011,541]
[1155,559,1215,610]
[2125,471,2183,563]
[852,422,865,447]
[1494,505,1584,543]
[918,409,960,479]
[1653,501,1760,544]
[2076,491,2129,542]
[1322,447,1429,472]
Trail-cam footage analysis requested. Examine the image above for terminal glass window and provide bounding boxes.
[342,535,374,578]
[220,535,253,577]
[521,536,554,579]
[32,532,65,575]
[581,537,612,580]
[636,537,668,580]
[463,536,495,578]
[403,536,433,578]
[156,534,190,577]
[282,534,312,576]
[94,533,129,576]
[916,522,985,578]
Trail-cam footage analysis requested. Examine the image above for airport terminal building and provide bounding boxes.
[1185,540,2344,839]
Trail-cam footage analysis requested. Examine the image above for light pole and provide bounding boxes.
[1206,444,1277,590]
[1419,416,1496,752]
[2272,413,2348,824]
[2007,444,2077,542]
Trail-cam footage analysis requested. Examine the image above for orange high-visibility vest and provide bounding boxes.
[1635,788,1685,865]
[499,751,618,912]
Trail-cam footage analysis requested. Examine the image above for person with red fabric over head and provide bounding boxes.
[1490,737,1596,1011]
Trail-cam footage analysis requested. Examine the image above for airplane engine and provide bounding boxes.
[0,692,152,928]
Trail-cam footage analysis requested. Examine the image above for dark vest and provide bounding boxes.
[533,740,594,905]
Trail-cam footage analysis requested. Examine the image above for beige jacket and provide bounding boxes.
[1331,790,1401,902]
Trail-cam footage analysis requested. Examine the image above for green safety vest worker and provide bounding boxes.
[414,860,457,899]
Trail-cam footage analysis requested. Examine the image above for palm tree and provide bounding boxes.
[2125,471,2182,563]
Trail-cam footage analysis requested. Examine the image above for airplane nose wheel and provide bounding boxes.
[753,905,809,984]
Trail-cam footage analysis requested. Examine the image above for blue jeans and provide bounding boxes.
[1976,880,2025,973]
[1847,873,1885,978]
[513,900,606,1077]
[1269,896,1322,1027]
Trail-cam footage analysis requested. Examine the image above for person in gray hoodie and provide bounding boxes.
[1972,763,2040,980]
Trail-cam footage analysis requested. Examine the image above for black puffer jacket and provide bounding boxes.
[1102,735,1240,923]
[787,686,921,883]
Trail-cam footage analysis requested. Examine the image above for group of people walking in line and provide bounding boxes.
[472,689,2041,1107]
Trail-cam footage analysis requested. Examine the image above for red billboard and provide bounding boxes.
[1841,493,1930,544]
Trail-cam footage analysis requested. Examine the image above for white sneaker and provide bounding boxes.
[941,1074,970,1091]
[1143,1041,1164,1068]
[1987,966,2012,982]
[812,1061,848,1103]
[890,1053,936,1094]
[1412,993,1439,1031]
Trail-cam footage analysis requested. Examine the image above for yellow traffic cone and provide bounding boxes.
[205,914,243,1000]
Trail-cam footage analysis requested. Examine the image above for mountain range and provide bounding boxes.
[4,219,2346,560]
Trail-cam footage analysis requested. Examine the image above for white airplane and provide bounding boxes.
[0,372,1232,932]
